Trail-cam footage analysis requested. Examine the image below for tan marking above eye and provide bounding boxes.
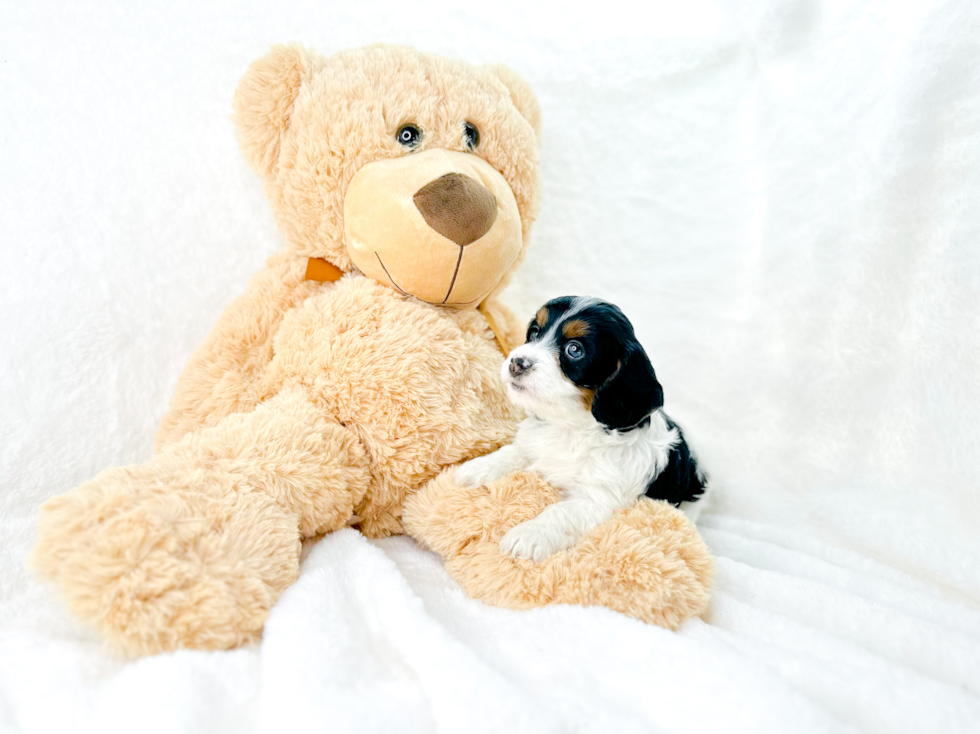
[536,307,549,327]
[562,320,590,338]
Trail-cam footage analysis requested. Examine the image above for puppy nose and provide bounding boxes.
[413,172,498,246]
[509,356,533,377]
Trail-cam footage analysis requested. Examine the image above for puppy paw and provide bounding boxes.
[499,519,574,562]
[454,456,499,488]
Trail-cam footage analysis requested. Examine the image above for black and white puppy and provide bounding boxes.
[456,296,708,562]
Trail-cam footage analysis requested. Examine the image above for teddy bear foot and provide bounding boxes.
[402,468,714,629]
[30,463,302,656]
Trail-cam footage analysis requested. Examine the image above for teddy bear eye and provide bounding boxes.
[396,124,422,147]
[463,122,480,150]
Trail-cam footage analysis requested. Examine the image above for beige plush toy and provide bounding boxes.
[31,43,712,656]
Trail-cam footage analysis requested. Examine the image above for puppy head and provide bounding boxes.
[502,296,664,430]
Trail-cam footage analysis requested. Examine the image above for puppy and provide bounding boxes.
[455,296,707,562]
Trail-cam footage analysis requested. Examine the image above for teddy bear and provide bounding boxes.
[30,43,712,656]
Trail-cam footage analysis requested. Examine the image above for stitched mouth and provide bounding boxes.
[441,246,464,304]
[375,252,412,298]
[375,250,473,306]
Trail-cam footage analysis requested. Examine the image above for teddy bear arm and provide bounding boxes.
[156,251,318,451]
[181,388,374,537]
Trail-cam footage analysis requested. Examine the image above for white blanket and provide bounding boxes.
[2,0,979,732]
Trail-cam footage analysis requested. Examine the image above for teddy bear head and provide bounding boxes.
[233,44,541,307]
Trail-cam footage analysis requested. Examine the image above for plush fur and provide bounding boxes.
[30,44,713,655]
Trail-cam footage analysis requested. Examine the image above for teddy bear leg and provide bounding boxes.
[30,389,372,656]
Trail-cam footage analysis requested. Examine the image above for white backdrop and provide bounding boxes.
[2,0,979,732]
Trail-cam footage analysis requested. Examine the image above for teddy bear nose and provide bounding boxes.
[413,172,498,246]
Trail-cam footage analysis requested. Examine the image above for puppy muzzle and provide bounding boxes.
[509,356,533,377]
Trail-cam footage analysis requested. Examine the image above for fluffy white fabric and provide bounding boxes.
[2,0,978,732]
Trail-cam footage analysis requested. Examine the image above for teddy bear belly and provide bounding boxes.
[262,280,519,524]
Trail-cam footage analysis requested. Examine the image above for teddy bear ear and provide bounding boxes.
[487,64,542,140]
[233,44,319,178]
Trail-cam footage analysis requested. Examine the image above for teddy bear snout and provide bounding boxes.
[413,172,498,247]
[343,148,523,307]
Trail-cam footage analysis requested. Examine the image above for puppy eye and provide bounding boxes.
[463,122,480,150]
[526,324,540,341]
[564,341,585,360]
[396,124,422,147]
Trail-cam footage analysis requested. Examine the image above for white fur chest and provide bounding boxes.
[520,419,598,492]
[516,415,676,501]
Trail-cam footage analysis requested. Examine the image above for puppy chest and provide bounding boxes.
[522,426,656,496]
[526,446,587,490]
[522,431,599,487]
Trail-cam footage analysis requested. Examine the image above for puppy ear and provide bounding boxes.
[233,44,319,178]
[591,347,664,431]
[487,64,542,140]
